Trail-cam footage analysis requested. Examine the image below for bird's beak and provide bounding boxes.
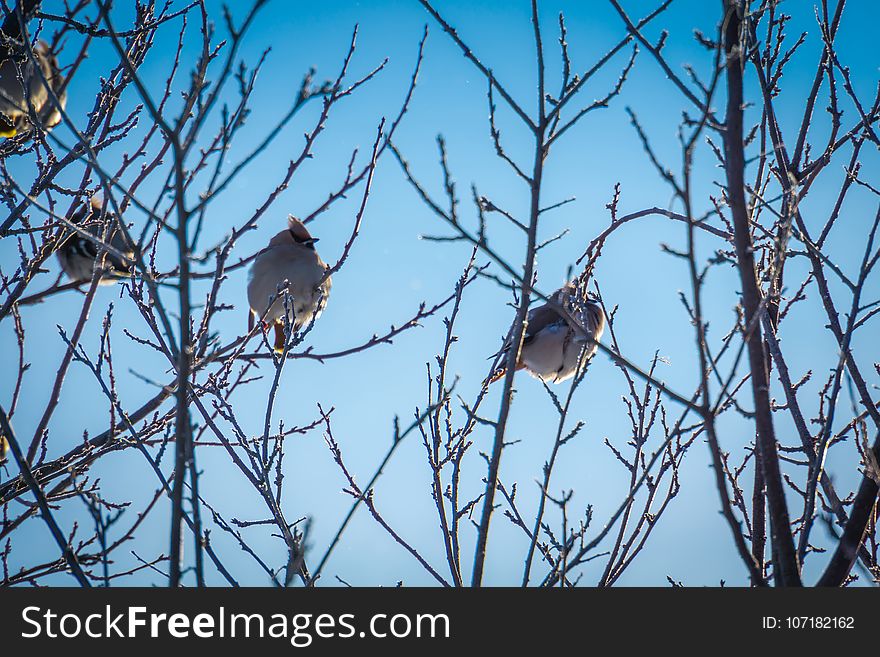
[309,238,320,244]
[0,126,17,138]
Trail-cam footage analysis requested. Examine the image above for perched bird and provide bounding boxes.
[56,197,134,283]
[0,3,66,138]
[490,282,605,384]
[247,216,332,352]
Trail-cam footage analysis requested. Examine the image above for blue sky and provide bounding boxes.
[2,0,879,586]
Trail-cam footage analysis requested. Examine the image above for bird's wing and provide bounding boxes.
[105,226,134,274]
[523,301,564,344]
[487,299,563,360]
[35,41,66,129]
[60,203,132,274]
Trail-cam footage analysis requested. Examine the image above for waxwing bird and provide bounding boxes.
[247,216,332,352]
[56,197,134,283]
[0,3,67,138]
[490,282,605,384]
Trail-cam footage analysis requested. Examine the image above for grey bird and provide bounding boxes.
[247,216,332,352]
[56,197,134,283]
[0,2,66,138]
[490,282,605,384]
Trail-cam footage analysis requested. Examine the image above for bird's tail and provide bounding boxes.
[285,541,312,587]
[483,361,525,387]
[272,322,286,353]
[486,367,507,385]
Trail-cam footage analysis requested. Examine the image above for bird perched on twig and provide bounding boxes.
[56,197,134,284]
[247,216,332,353]
[0,1,66,138]
[489,282,605,384]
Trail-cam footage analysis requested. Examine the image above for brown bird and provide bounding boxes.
[247,216,332,352]
[490,282,605,384]
[56,197,134,284]
[0,3,66,138]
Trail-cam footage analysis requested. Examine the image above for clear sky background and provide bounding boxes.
[2,0,879,586]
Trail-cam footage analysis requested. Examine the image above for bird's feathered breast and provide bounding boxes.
[248,243,331,312]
